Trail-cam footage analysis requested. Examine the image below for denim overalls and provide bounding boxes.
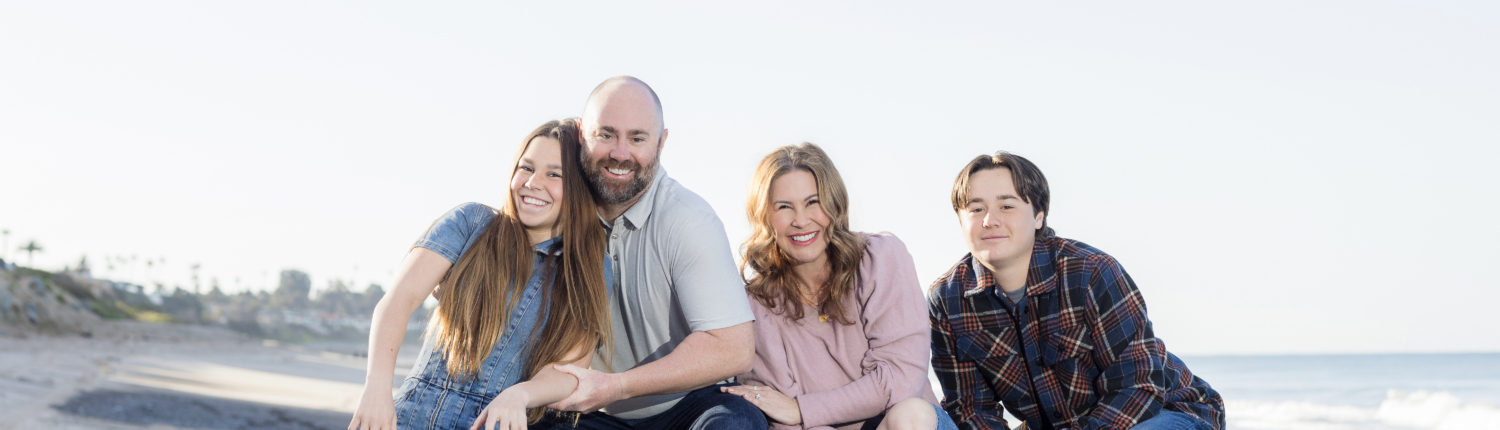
[394,203,610,430]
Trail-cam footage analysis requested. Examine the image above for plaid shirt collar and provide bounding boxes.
[962,238,1061,299]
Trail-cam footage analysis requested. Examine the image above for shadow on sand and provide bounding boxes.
[54,387,352,430]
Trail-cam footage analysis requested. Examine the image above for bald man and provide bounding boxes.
[535,77,764,430]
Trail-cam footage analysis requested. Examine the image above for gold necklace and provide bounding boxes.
[804,296,829,322]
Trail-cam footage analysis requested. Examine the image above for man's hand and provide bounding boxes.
[547,364,627,412]
[721,384,801,426]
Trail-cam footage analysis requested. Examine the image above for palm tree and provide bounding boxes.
[18,240,43,267]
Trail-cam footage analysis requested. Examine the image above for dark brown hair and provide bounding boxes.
[741,143,866,325]
[951,151,1055,238]
[427,119,609,422]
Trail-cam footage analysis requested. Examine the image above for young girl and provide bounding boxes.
[349,119,610,430]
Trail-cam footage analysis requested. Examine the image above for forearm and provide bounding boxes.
[1077,264,1163,430]
[618,321,754,397]
[363,248,449,389]
[797,346,926,426]
[1077,343,1163,430]
[508,351,593,408]
[363,294,420,388]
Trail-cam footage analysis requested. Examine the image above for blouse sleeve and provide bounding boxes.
[796,233,933,428]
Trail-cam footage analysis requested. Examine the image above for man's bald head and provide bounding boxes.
[584,76,664,131]
[578,76,670,211]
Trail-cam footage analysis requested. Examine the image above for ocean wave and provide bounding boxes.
[1228,390,1500,430]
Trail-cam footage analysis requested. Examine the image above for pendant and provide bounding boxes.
[818,314,829,323]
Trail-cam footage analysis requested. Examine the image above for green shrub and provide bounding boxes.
[90,300,133,320]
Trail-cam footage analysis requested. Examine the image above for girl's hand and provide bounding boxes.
[722,384,801,425]
[470,387,531,430]
[348,386,397,430]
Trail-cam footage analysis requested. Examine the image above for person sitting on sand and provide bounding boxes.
[722,143,957,430]
[928,152,1224,430]
[348,119,612,430]
[528,76,764,430]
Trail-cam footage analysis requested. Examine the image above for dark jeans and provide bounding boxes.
[530,383,767,430]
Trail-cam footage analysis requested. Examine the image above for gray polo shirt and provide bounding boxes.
[592,165,756,419]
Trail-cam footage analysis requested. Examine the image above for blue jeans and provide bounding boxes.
[858,403,960,430]
[1130,410,1214,430]
[530,383,766,430]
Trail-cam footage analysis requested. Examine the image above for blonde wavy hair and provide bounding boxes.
[740,143,866,324]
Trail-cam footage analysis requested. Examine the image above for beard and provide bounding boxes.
[581,150,659,206]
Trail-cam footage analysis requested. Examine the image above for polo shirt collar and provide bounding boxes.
[616,164,667,231]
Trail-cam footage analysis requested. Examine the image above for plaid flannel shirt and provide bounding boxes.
[928,236,1224,430]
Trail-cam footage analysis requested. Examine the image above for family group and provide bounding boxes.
[347,76,1225,430]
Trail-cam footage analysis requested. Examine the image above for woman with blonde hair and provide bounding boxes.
[349,118,611,430]
[722,143,956,430]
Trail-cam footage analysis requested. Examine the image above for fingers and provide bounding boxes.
[469,408,486,430]
[348,414,391,430]
[552,363,583,376]
[551,391,581,411]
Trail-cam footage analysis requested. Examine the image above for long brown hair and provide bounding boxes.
[427,119,610,421]
[740,143,866,324]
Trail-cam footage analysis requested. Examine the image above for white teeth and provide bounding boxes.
[607,168,631,175]
[792,232,816,242]
[522,196,548,206]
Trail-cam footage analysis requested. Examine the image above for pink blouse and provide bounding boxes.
[737,233,939,430]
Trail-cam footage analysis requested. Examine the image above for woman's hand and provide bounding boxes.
[348,385,397,430]
[721,384,802,426]
[470,388,531,430]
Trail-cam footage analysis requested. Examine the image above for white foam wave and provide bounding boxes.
[1228,390,1500,430]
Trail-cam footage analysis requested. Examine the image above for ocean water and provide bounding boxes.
[1185,353,1500,429]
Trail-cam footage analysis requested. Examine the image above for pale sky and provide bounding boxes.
[2,1,1496,355]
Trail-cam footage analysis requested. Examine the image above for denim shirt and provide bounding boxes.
[394,202,612,429]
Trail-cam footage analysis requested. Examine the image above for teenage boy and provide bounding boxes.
[928,152,1224,430]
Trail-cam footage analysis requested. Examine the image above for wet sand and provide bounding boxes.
[0,321,415,430]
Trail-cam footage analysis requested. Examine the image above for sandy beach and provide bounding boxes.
[0,320,415,430]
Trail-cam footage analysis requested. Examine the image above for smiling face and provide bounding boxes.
[768,169,831,270]
[580,82,667,207]
[959,167,1046,274]
[511,136,565,245]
